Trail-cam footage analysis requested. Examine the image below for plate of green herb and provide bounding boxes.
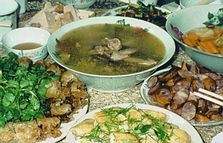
[65,103,202,143]
[0,52,89,143]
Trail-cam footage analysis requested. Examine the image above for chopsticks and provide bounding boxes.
[194,88,223,106]
[0,22,12,27]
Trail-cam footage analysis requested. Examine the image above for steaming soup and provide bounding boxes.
[56,24,165,75]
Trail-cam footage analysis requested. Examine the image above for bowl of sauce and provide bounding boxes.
[2,27,50,61]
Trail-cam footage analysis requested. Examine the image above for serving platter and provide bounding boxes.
[38,103,89,143]
[64,103,202,143]
[102,5,171,17]
[102,3,170,29]
[0,53,90,143]
[140,68,223,126]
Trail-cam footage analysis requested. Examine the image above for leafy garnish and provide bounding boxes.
[83,125,102,141]
[142,111,173,143]
[0,53,59,127]
[203,8,223,27]
[116,19,130,26]
[102,104,135,118]
[135,124,152,134]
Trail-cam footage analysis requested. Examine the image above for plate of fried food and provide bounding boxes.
[0,53,89,143]
[102,1,169,29]
[64,103,202,143]
[140,62,223,126]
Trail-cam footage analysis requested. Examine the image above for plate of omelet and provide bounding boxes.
[64,103,202,143]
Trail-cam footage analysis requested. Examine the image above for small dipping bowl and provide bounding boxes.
[2,27,50,62]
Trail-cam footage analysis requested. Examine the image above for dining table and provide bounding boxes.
[1,0,223,142]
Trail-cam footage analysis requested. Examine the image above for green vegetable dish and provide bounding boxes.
[0,52,52,126]
[0,53,87,142]
[114,2,168,29]
[70,105,191,143]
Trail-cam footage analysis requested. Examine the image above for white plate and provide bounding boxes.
[64,103,203,143]
[102,5,128,16]
[140,68,223,126]
[212,132,223,143]
[37,103,89,143]
[102,5,171,17]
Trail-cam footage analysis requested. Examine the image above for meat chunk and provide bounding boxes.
[60,71,78,86]
[14,121,41,143]
[159,68,178,81]
[203,77,216,91]
[171,80,191,93]
[147,76,158,88]
[36,117,61,138]
[197,99,207,114]
[70,119,95,137]
[178,69,195,81]
[191,79,204,91]
[70,81,83,93]
[216,78,223,88]
[148,82,161,95]
[171,89,189,109]
[45,80,61,99]
[154,88,173,105]
[36,117,60,130]
[46,63,62,75]
[181,102,196,120]
[0,123,16,143]
[187,92,198,105]
[50,103,72,116]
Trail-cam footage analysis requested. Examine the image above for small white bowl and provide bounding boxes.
[2,27,50,62]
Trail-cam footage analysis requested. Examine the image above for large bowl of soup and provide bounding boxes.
[166,4,223,73]
[47,16,175,91]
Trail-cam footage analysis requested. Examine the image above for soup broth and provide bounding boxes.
[13,42,42,50]
[56,24,165,75]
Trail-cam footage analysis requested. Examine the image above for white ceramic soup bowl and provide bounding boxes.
[166,4,223,74]
[2,27,50,62]
[47,16,175,92]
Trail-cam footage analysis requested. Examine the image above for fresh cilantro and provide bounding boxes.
[0,52,58,127]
